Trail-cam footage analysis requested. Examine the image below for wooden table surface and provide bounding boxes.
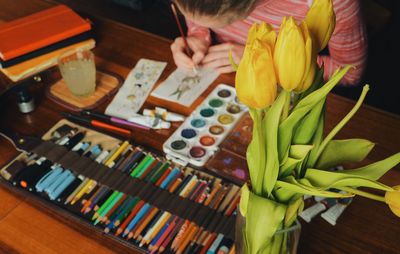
[0,0,399,253]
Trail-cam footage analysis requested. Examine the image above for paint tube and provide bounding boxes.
[143,107,185,122]
[321,197,353,226]
[128,115,171,129]
[299,198,337,223]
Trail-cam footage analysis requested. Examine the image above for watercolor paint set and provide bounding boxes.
[163,84,247,167]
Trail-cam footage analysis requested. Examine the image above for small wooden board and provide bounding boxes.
[46,70,122,111]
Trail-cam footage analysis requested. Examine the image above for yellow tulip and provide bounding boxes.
[385,185,400,217]
[274,17,314,92]
[305,0,336,52]
[247,22,277,51]
[236,39,277,109]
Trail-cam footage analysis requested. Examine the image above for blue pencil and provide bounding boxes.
[122,203,151,237]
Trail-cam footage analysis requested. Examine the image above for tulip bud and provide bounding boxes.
[305,0,336,52]
[274,17,313,92]
[236,39,277,109]
[385,185,400,217]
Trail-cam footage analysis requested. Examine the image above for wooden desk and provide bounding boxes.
[1,0,399,253]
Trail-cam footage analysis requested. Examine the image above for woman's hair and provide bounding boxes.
[174,0,258,17]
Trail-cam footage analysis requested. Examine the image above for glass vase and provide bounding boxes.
[235,208,301,254]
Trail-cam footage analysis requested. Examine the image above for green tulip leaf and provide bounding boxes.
[305,112,325,170]
[285,198,304,227]
[315,139,375,169]
[263,90,289,196]
[277,145,314,177]
[298,67,324,101]
[274,187,303,203]
[280,157,302,177]
[247,108,266,195]
[278,66,351,162]
[315,85,369,160]
[292,98,325,145]
[240,184,251,217]
[289,145,314,159]
[276,176,354,198]
[305,168,393,191]
[245,190,287,254]
[340,152,400,180]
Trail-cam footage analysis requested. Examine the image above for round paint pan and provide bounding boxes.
[189,146,206,158]
[181,128,197,139]
[191,118,206,128]
[209,125,224,135]
[217,89,231,98]
[170,140,187,150]
[226,104,241,114]
[218,114,235,125]
[200,136,215,146]
[200,108,215,118]
[209,98,224,108]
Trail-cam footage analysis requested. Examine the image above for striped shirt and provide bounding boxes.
[186,0,367,85]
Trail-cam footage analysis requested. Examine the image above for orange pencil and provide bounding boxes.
[169,178,182,193]
[176,222,198,254]
[133,207,159,239]
[171,220,190,250]
[211,185,228,210]
[204,183,222,206]
[128,207,159,240]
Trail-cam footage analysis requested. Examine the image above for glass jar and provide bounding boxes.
[235,208,301,254]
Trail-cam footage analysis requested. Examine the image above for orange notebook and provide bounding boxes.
[0,5,91,61]
[0,39,95,82]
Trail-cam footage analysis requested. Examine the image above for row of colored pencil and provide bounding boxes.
[5,126,239,254]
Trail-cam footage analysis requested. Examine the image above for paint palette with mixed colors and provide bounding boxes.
[163,84,247,167]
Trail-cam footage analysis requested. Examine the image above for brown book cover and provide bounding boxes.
[0,5,91,61]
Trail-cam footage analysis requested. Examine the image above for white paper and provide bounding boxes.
[151,67,219,107]
[105,58,167,119]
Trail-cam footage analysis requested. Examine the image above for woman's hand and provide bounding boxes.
[201,42,244,74]
[170,36,209,71]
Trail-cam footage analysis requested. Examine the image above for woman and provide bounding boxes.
[170,0,367,85]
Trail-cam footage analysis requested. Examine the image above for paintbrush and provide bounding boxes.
[170,2,199,75]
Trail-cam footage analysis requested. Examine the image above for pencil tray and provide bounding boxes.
[0,119,239,254]
[163,84,247,167]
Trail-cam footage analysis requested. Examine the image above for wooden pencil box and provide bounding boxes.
[0,119,239,253]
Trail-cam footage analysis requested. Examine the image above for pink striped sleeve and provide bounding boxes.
[185,19,212,44]
[317,0,367,85]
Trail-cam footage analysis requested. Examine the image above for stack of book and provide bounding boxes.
[0,5,95,82]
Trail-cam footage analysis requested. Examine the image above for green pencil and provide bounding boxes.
[92,191,119,221]
[150,162,171,184]
[94,191,124,225]
[130,154,153,177]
